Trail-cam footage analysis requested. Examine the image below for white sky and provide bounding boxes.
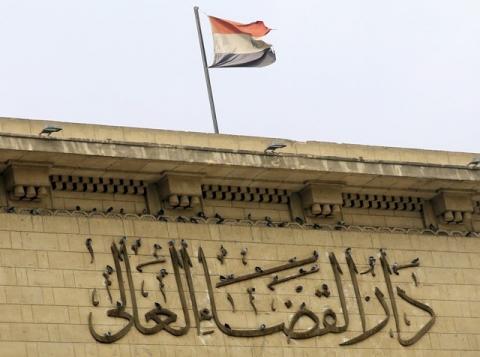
[0,1,479,152]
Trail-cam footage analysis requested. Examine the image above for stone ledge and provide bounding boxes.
[0,116,477,167]
[0,133,479,192]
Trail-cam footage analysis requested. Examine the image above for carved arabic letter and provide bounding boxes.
[88,243,133,343]
[162,242,191,336]
[91,288,99,307]
[285,303,343,342]
[217,250,319,288]
[345,248,366,332]
[285,305,321,341]
[181,240,193,267]
[120,241,174,335]
[226,293,236,312]
[328,252,349,332]
[167,240,184,269]
[198,247,285,337]
[136,257,167,272]
[103,269,113,304]
[380,249,402,340]
[339,287,390,346]
[141,280,148,298]
[110,244,128,310]
[156,271,167,303]
[380,249,433,346]
[411,272,419,287]
[321,308,339,333]
[396,286,435,346]
[88,309,133,344]
[247,287,257,314]
[392,257,420,275]
[267,264,319,290]
[145,303,179,335]
[180,242,201,335]
[270,298,276,312]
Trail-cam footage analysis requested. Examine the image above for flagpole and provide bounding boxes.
[194,6,219,134]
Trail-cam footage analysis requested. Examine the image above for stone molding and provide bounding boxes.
[0,169,473,233]
[0,206,478,238]
[50,175,146,195]
[201,184,289,204]
[342,193,424,212]
[0,151,477,232]
[1,133,479,192]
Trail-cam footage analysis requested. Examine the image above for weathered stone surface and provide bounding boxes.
[0,117,478,356]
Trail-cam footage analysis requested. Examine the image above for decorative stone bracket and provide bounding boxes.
[157,172,203,210]
[3,161,51,202]
[299,182,343,219]
[427,190,475,229]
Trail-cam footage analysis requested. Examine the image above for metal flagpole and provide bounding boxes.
[194,6,219,134]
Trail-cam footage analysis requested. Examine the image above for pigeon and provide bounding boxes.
[295,217,304,225]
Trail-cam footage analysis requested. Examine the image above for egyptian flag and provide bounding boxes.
[209,16,276,68]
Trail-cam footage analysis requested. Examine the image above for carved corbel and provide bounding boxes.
[2,161,52,206]
[427,190,475,230]
[299,182,344,221]
[156,172,204,211]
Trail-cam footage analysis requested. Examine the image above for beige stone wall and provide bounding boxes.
[0,213,479,357]
[342,208,425,229]
[51,190,147,215]
[203,199,291,222]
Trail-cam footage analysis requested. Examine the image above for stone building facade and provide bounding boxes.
[0,117,479,356]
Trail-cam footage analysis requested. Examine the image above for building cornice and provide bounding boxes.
[0,133,479,192]
[0,118,479,234]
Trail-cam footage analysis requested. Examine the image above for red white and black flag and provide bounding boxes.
[193,7,276,132]
[208,16,276,68]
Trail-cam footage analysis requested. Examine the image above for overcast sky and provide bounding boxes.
[0,1,478,152]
